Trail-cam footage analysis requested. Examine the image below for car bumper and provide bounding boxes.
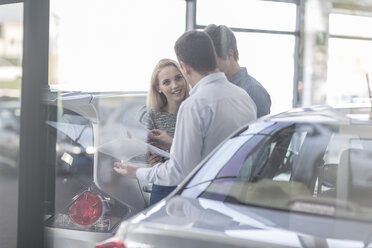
[45,226,112,248]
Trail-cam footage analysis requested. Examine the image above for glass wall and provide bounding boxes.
[49,0,185,92]
[44,2,299,244]
[327,13,372,106]
[196,0,298,114]
[45,1,186,247]
[0,2,23,248]
[196,0,296,32]
[235,32,295,113]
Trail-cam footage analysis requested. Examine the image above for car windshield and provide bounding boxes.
[189,118,372,221]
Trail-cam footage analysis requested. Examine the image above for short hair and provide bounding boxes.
[174,30,218,75]
[147,58,190,111]
[204,24,239,61]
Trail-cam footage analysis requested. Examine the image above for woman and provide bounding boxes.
[115,58,189,205]
[146,58,189,205]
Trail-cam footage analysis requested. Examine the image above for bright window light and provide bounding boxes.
[329,13,372,38]
[233,32,295,114]
[197,0,296,32]
[327,13,372,106]
[49,0,185,92]
[326,38,372,106]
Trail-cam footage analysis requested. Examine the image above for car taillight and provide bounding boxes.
[45,184,131,232]
[95,237,126,248]
[69,191,103,226]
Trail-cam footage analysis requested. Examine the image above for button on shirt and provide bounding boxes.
[229,67,271,118]
[136,72,257,186]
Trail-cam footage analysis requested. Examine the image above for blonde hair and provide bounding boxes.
[147,58,190,111]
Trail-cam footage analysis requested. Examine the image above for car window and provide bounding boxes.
[270,131,307,182]
[194,122,372,221]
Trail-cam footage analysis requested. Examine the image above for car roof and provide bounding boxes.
[264,105,372,125]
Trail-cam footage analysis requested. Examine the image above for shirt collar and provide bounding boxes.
[189,72,226,95]
[229,67,248,85]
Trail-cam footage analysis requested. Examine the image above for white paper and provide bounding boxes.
[97,112,170,162]
[98,136,169,162]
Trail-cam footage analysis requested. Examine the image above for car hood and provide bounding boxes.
[117,196,372,248]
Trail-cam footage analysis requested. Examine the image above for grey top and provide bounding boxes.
[229,67,271,118]
[147,109,177,138]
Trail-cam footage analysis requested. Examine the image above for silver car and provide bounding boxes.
[96,106,372,248]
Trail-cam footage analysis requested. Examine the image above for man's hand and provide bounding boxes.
[148,129,173,151]
[113,162,137,178]
[147,151,163,166]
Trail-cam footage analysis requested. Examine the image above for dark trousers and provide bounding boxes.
[149,184,177,205]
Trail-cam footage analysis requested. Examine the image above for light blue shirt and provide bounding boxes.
[136,72,257,185]
[229,67,271,118]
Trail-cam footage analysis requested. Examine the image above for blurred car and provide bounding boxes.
[96,106,372,248]
[0,58,22,82]
[0,101,20,171]
[41,90,152,248]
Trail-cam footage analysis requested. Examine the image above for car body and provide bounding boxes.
[40,90,153,248]
[97,106,372,248]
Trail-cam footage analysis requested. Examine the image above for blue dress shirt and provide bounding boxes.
[229,67,271,118]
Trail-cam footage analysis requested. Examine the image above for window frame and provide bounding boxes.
[186,0,304,108]
[0,0,49,247]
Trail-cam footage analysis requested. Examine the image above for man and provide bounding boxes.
[204,24,271,118]
[114,31,256,198]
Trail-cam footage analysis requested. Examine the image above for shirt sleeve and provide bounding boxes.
[136,104,205,186]
[249,85,271,118]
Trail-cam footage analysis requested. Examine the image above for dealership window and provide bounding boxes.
[0,2,23,248]
[326,13,372,106]
[48,0,186,92]
[45,1,187,247]
[195,0,299,114]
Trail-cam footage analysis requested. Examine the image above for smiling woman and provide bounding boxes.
[145,58,189,205]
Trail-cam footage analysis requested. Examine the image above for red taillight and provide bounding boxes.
[95,237,126,248]
[69,191,103,226]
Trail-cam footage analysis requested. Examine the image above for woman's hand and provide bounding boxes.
[148,129,173,151]
[147,151,163,166]
[113,162,137,178]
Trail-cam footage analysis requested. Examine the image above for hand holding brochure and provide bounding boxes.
[146,142,170,158]
[97,114,170,162]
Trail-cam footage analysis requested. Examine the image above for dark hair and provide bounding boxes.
[204,24,239,61]
[174,30,218,75]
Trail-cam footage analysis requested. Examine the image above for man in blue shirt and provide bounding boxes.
[114,31,256,203]
[204,24,271,118]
